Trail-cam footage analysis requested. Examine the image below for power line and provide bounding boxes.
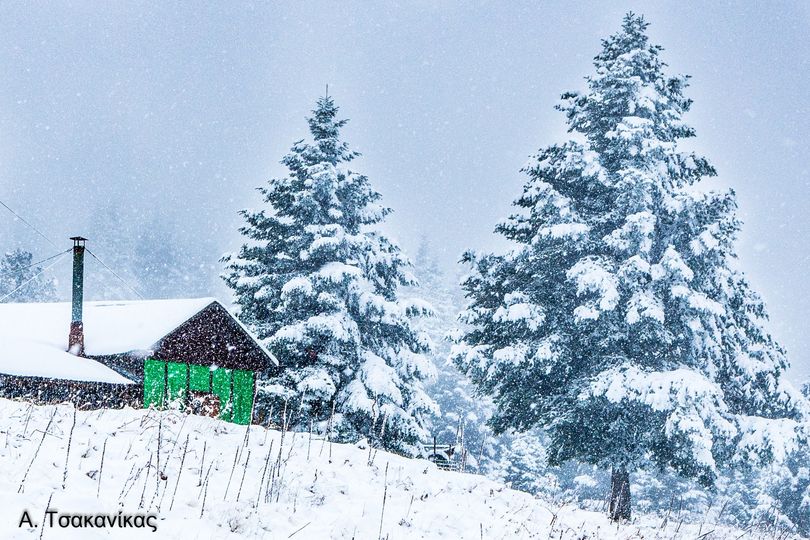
[86,248,146,300]
[0,198,60,250]
[0,250,69,303]
[15,248,73,273]
[0,199,151,302]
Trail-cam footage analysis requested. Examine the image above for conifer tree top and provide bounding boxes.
[559,12,702,179]
[304,95,359,165]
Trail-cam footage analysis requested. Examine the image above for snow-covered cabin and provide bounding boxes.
[0,298,278,424]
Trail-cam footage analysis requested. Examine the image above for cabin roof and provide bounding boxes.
[0,298,277,384]
[0,340,134,384]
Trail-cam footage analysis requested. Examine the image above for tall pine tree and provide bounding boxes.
[451,13,808,520]
[223,95,436,455]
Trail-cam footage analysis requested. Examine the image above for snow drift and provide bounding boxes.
[0,399,798,539]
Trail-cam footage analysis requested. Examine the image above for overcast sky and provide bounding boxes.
[0,1,808,382]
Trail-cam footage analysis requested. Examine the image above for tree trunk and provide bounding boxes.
[608,466,631,522]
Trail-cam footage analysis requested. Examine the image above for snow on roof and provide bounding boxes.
[1,340,132,385]
[0,297,275,384]
[0,298,215,355]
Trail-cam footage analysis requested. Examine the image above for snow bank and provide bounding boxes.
[0,399,791,539]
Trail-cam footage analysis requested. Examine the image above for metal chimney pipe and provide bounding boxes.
[68,236,87,356]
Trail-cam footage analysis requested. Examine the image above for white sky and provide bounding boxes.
[0,2,808,382]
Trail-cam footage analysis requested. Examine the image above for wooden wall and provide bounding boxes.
[0,373,142,410]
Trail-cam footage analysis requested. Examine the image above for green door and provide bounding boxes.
[211,367,232,422]
[143,358,166,408]
[142,359,253,425]
[189,364,211,392]
[231,370,255,425]
[166,362,188,403]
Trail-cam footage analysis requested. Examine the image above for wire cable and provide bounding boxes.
[0,250,69,303]
[86,248,146,300]
[0,198,60,250]
[13,248,73,273]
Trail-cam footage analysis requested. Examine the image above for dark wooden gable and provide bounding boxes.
[153,302,275,372]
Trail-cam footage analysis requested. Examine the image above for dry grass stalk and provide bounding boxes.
[199,473,211,518]
[288,522,311,538]
[477,433,486,473]
[256,440,274,507]
[166,411,188,458]
[39,492,53,540]
[236,449,251,502]
[307,419,313,461]
[150,414,164,509]
[22,403,34,438]
[138,453,154,509]
[224,443,241,501]
[328,401,335,463]
[62,406,77,489]
[97,437,108,498]
[378,462,390,540]
[18,407,57,494]
[197,459,214,500]
[198,439,207,487]
[117,462,138,503]
[169,434,190,511]
[242,422,251,448]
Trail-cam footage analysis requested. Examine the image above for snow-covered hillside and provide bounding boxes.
[0,399,796,539]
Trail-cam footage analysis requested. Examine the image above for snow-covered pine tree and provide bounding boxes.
[491,429,555,495]
[451,13,808,521]
[222,95,437,455]
[0,249,58,302]
[404,236,498,470]
[746,444,810,536]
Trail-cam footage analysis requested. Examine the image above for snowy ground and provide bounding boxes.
[0,399,797,539]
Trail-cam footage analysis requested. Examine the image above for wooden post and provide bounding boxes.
[608,466,631,521]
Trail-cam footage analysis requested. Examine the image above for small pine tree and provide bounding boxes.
[0,249,58,303]
[223,95,437,455]
[451,13,807,521]
[755,448,810,536]
[492,430,556,495]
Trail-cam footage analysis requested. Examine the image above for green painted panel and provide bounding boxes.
[189,364,210,392]
[231,370,255,425]
[166,362,188,402]
[211,368,232,422]
[143,358,166,408]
